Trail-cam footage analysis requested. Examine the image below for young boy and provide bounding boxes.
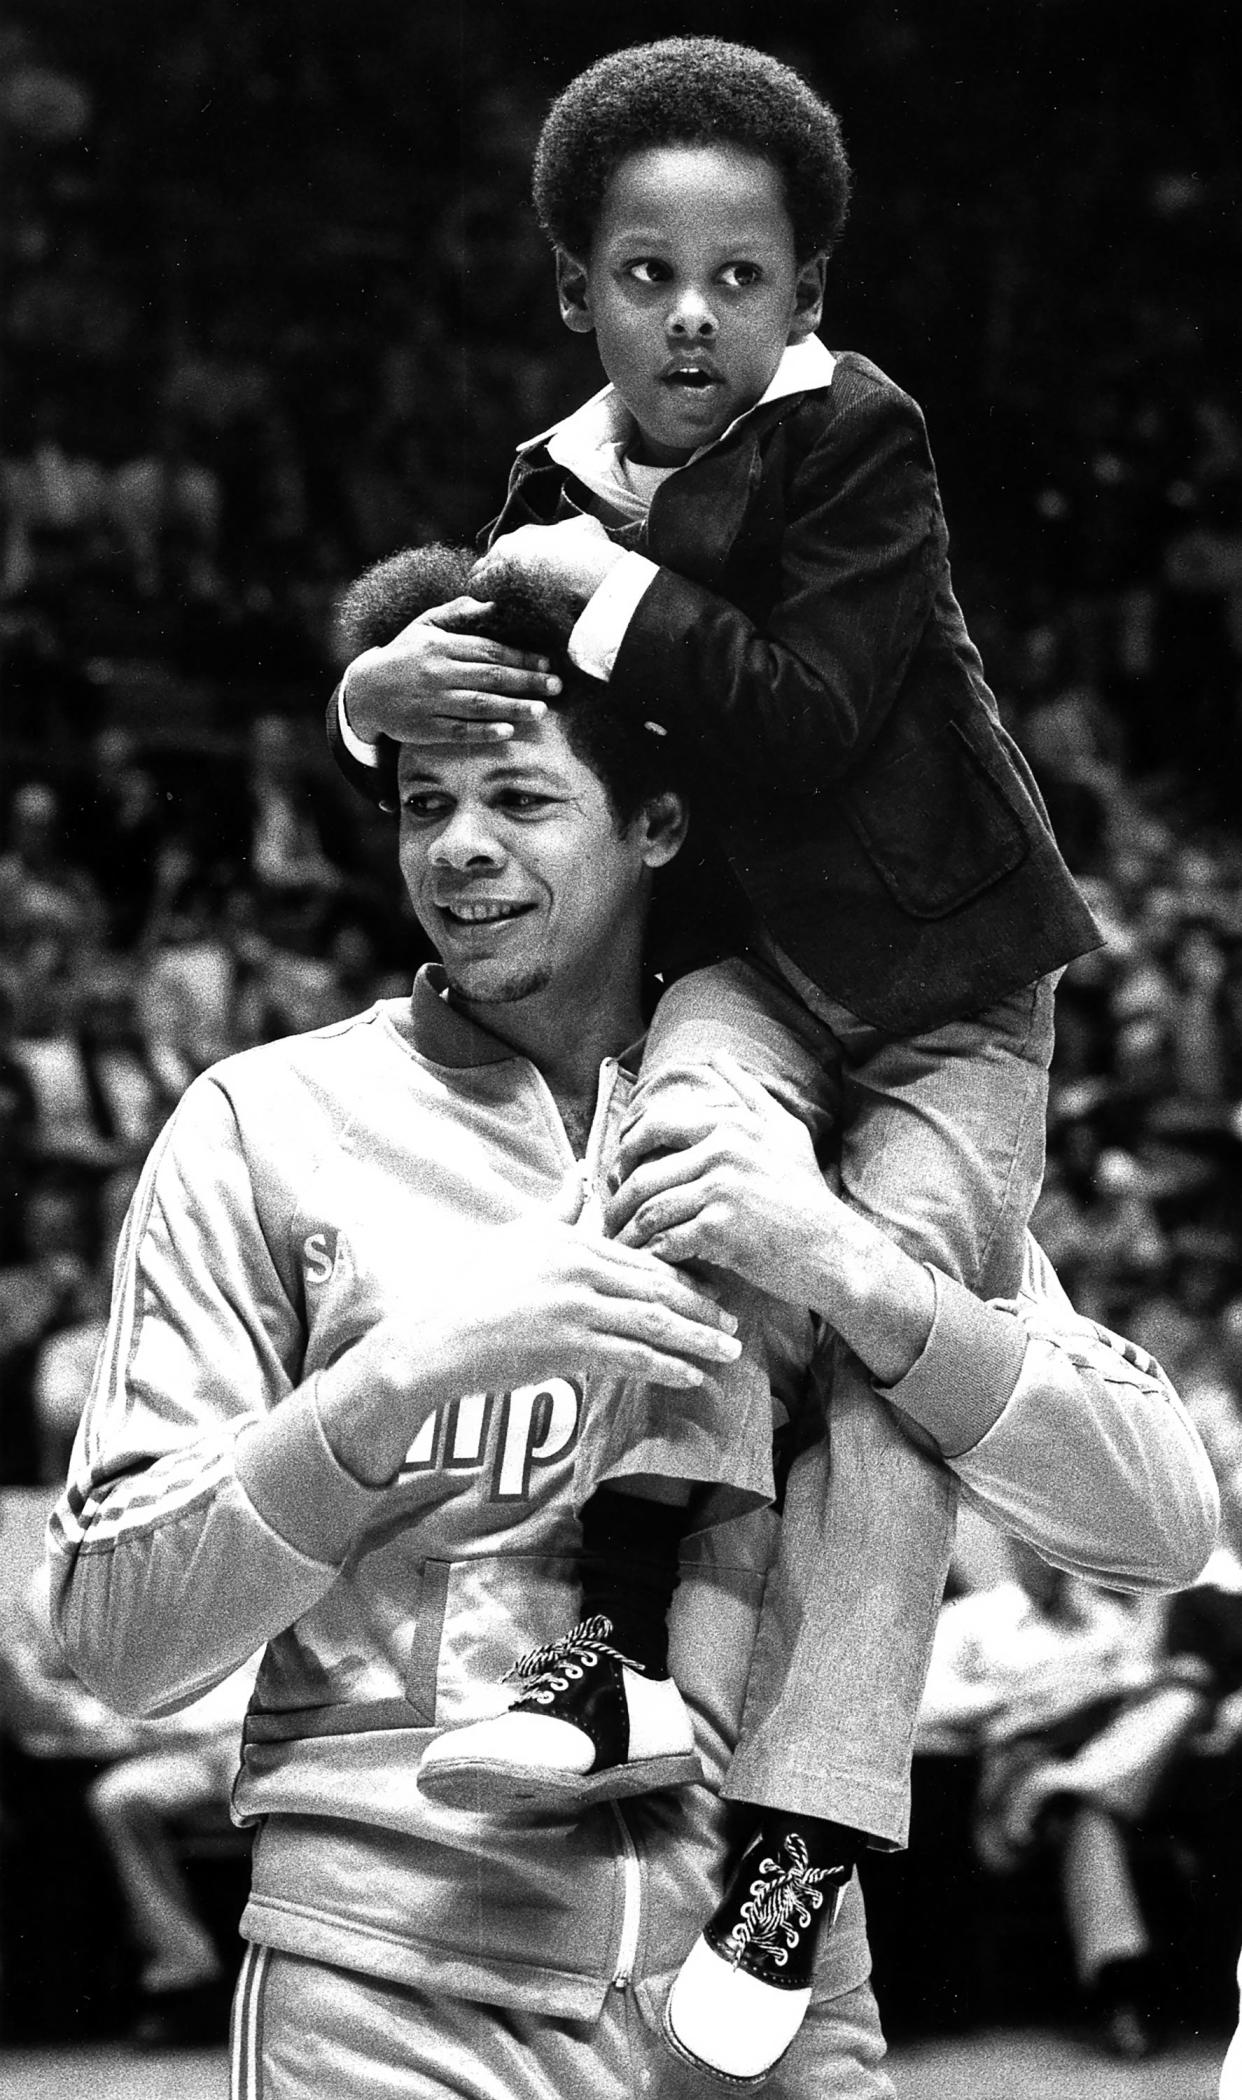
[329,37,1101,2084]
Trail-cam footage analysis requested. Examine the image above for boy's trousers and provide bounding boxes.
[230,1943,896,2099]
[635,954,1055,1847]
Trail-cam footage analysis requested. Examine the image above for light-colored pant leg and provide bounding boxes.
[86,1743,227,1991]
[577,958,841,1522]
[1059,1806,1149,1985]
[644,963,1056,1847]
[231,1943,894,2099]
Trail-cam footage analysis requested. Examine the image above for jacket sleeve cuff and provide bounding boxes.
[336,673,383,768]
[235,1376,389,1565]
[568,553,661,681]
[884,1270,1029,1457]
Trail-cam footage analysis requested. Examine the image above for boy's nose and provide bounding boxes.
[667,289,718,340]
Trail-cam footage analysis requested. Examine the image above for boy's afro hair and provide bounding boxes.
[532,37,851,264]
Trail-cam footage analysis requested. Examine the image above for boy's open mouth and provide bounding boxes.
[661,365,721,391]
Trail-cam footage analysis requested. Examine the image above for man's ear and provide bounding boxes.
[555,249,596,335]
[787,253,828,343]
[638,791,690,869]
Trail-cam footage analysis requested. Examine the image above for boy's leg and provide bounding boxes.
[725,974,1056,1843]
[667,976,1053,2082]
[418,960,829,1819]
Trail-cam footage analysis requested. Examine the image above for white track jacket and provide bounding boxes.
[47,968,1217,2018]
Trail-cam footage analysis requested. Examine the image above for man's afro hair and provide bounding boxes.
[332,543,684,826]
[532,37,851,265]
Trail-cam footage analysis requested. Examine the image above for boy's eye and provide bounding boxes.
[719,262,762,289]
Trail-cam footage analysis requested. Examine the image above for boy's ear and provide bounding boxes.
[638,790,690,869]
[555,249,596,336]
[788,253,828,343]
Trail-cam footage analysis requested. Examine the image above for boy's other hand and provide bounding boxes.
[472,516,626,610]
[342,596,560,746]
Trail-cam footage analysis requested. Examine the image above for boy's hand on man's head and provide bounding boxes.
[341,596,560,746]
[472,516,626,612]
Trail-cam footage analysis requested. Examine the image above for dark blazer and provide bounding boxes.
[333,352,1100,1034]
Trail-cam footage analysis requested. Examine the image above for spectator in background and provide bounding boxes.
[74,727,187,952]
[921,1538,1211,2060]
[0,781,104,981]
[0,1167,101,1482]
[32,1163,137,1482]
[246,712,344,909]
[0,976,38,1257]
[0,1562,255,2049]
[109,410,222,603]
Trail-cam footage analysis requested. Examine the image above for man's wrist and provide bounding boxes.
[315,1325,432,1486]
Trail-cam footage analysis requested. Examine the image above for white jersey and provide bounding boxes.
[47,968,1218,2014]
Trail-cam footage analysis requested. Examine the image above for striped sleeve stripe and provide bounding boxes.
[84,1109,184,1467]
[230,1942,269,2100]
[53,1442,238,1548]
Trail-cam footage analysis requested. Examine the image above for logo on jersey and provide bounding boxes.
[303,1229,353,1289]
[399,1379,582,1502]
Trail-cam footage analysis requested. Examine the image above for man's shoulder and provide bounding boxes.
[190,1002,408,1115]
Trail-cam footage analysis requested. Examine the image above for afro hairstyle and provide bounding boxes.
[333,543,684,829]
[532,37,852,265]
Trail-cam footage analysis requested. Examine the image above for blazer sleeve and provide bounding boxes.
[609,375,946,797]
[326,680,395,811]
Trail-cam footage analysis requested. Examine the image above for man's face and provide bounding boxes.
[397,716,679,1016]
[561,143,825,467]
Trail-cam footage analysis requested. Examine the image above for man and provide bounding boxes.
[49,553,1216,2097]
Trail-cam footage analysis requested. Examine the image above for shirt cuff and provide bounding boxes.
[884,1269,1029,1458]
[568,553,661,681]
[336,673,383,769]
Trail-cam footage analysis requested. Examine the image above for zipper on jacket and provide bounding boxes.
[610,1800,642,1988]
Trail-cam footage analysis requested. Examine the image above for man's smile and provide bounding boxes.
[437,899,535,925]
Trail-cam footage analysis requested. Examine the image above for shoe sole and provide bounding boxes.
[417,1749,703,1812]
[661,1998,789,2090]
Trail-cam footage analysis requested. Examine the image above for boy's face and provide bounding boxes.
[559,143,825,467]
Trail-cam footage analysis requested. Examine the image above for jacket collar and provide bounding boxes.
[518,336,836,472]
[391,964,643,1078]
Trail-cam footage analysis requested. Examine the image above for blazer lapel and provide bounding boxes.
[645,425,763,584]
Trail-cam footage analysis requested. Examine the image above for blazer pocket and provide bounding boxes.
[844,714,1029,919]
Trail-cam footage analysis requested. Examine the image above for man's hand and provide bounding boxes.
[471,516,626,611]
[341,596,561,746]
[315,1216,743,1486]
[607,1054,937,1388]
[606,1056,835,1309]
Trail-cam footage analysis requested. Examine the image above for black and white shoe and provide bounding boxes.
[416,1614,701,1812]
[664,1829,846,2087]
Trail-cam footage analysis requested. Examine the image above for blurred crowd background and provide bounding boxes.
[2,0,1242,2065]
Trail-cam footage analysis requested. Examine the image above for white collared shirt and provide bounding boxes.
[337,337,836,762]
[540,338,836,680]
